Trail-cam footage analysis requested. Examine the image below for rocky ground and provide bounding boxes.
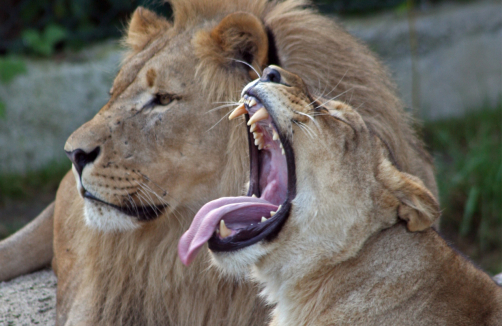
[0,270,56,326]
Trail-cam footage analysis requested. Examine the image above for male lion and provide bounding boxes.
[0,0,438,325]
[180,66,502,326]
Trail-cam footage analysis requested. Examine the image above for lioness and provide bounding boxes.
[0,0,440,325]
[179,66,502,325]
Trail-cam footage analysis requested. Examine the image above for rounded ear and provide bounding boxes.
[194,12,269,79]
[125,7,171,51]
[378,158,441,232]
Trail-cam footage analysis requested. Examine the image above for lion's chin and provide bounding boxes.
[209,242,269,279]
[84,200,140,232]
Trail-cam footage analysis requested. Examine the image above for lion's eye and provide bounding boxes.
[154,93,174,106]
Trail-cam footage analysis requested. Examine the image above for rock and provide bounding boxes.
[0,269,57,326]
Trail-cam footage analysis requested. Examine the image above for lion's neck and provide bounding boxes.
[256,223,501,326]
[74,209,267,326]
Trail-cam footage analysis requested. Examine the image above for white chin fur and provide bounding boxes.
[84,200,140,232]
[210,242,269,278]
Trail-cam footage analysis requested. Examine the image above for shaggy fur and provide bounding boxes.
[210,67,502,325]
[1,0,438,325]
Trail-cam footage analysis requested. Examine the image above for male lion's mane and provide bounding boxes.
[60,0,437,324]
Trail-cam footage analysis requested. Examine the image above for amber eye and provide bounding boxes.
[155,93,173,106]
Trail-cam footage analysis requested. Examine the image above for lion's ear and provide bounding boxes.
[125,7,171,51]
[378,158,440,232]
[194,12,269,79]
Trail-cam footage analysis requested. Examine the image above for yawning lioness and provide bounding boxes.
[179,66,502,326]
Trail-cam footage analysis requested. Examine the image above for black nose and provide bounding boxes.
[65,147,100,177]
[261,67,281,83]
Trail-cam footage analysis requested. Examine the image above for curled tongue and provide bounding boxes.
[178,196,278,266]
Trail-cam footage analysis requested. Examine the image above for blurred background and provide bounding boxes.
[0,0,500,274]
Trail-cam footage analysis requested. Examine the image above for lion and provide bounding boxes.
[0,0,439,325]
[179,66,502,326]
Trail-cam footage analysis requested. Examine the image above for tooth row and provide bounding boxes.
[218,205,283,238]
[231,100,285,155]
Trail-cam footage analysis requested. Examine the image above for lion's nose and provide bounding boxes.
[261,67,281,83]
[65,147,100,177]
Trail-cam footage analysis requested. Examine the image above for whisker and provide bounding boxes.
[206,110,233,132]
[231,59,262,78]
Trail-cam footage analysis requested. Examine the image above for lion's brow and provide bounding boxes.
[110,34,171,102]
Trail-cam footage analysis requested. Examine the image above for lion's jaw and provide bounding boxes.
[64,28,248,233]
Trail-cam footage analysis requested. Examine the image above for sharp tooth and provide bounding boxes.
[250,123,257,132]
[280,142,283,149]
[247,108,269,126]
[239,98,244,103]
[277,205,282,211]
[270,211,276,216]
[228,103,247,120]
[253,132,263,140]
[220,220,232,238]
[258,143,264,150]
[255,138,260,146]
[261,216,268,223]
[269,123,273,128]
[252,194,257,198]
[272,130,279,141]
[282,148,285,155]
[249,98,257,107]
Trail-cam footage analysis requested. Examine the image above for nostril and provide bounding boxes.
[65,147,100,177]
[262,67,281,84]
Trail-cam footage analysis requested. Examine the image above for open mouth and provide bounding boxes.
[178,88,296,266]
[84,190,167,221]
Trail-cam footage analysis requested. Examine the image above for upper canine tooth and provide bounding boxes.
[247,108,269,126]
[228,103,247,120]
[220,220,232,238]
[249,98,257,107]
[261,216,268,223]
[272,130,279,141]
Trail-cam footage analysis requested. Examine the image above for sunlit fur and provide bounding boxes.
[210,67,502,326]
[2,0,440,325]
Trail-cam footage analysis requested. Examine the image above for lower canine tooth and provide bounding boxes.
[273,130,279,141]
[282,148,285,155]
[220,220,232,238]
[270,211,276,216]
[261,216,268,223]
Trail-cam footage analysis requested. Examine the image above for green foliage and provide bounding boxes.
[0,100,5,120]
[22,24,68,57]
[0,160,71,204]
[0,58,27,83]
[423,103,502,255]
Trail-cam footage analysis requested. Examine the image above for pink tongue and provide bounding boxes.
[178,196,277,266]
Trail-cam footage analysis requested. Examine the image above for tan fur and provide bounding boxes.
[210,66,502,326]
[1,0,441,324]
